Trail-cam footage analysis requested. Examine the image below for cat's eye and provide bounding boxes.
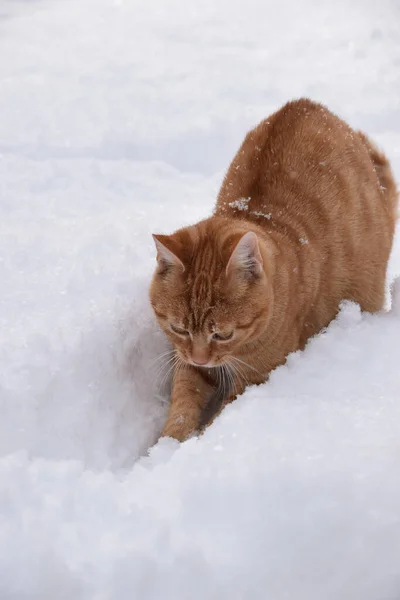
[170,324,190,337]
[212,331,234,342]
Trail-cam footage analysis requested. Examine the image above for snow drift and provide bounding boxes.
[1,0,400,598]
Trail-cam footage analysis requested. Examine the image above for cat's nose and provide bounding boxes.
[191,339,209,366]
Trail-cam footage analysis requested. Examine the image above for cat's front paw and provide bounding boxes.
[161,416,197,442]
[160,426,189,443]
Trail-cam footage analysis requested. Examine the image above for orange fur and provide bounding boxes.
[149,98,398,442]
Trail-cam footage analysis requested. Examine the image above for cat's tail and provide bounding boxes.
[358,131,399,219]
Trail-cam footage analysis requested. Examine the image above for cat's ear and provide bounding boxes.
[226,232,263,278]
[152,234,185,273]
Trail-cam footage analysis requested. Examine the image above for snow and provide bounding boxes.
[229,198,251,211]
[1,0,400,598]
[251,210,272,219]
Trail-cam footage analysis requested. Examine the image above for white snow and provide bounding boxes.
[251,210,272,219]
[229,198,251,211]
[1,0,400,598]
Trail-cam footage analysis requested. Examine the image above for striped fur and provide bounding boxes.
[149,98,398,441]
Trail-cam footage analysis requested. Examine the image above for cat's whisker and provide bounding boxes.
[154,352,177,380]
[155,352,178,381]
[155,351,176,368]
[221,364,228,397]
[157,354,180,390]
[150,349,175,367]
[159,363,179,392]
[157,364,175,391]
[224,362,238,397]
[174,355,188,380]
[226,357,249,386]
[230,355,262,376]
[215,365,221,396]
[227,359,249,390]
[222,365,229,398]
[218,365,228,401]
[216,365,223,400]
[219,364,226,394]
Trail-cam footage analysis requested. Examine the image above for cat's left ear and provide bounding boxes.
[226,231,263,278]
[152,234,185,273]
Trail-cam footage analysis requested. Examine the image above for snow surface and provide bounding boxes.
[1,0,400,598]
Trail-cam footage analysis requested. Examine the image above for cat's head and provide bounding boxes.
[149,219,273,368]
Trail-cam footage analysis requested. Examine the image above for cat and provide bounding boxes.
[149,98,398,442]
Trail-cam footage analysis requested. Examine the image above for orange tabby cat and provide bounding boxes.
[149,98,398,442]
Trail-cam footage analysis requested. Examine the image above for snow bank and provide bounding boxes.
[1,300,400,599]
[1,0,400,598]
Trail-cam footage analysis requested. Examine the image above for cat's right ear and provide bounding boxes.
[152,234,185,273]
[226,231,263,279]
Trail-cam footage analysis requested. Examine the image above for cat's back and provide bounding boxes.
[215,98,397,319]
[216,98,348,212]
[216,98,395,236]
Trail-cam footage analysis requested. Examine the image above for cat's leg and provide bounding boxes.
[353,274,386,313]
[199,393,236,433]
[199,375,248,433]
[161,366,214,442]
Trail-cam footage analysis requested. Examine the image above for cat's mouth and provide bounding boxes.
[188,359,216,369]
[180,355,225,369]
